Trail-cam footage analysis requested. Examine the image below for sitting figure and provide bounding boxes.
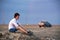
[8,13,33,36]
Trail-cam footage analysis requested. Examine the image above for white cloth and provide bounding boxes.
[8,18,19,30]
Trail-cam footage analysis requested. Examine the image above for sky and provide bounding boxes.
[0,0,60,25]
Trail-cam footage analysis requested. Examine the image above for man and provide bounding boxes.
[8,13,33,35]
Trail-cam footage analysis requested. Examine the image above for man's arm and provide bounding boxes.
[17,20,22,26]
[12,20,19,28]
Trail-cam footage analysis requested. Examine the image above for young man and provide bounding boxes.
[8,13,33,35]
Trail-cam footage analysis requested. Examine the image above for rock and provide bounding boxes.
[0,25,60,40]
[0,32,40,40]
[0,33,2,37]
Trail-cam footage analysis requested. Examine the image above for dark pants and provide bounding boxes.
[9,28,17,32]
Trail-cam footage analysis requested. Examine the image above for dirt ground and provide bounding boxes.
[0,24,60,40]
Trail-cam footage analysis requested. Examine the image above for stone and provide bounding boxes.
[0,32,40,40]
[0,33,2,37]
[0,25,60,40]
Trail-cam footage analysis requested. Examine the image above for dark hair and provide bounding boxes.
[14,13,20,18]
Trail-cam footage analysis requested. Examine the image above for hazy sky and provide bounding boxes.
[0,0,60,24]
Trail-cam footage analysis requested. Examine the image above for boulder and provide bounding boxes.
[0,32,40,40]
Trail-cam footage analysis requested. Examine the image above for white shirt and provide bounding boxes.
[8,18,19,30]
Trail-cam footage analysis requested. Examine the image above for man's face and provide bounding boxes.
[16,16,19,20]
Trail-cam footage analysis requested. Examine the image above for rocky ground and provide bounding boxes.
[0,24,60,40]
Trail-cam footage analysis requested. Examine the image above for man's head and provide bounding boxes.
[14,13,20,20]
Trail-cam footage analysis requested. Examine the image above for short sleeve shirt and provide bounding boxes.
[8,18,19,30]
